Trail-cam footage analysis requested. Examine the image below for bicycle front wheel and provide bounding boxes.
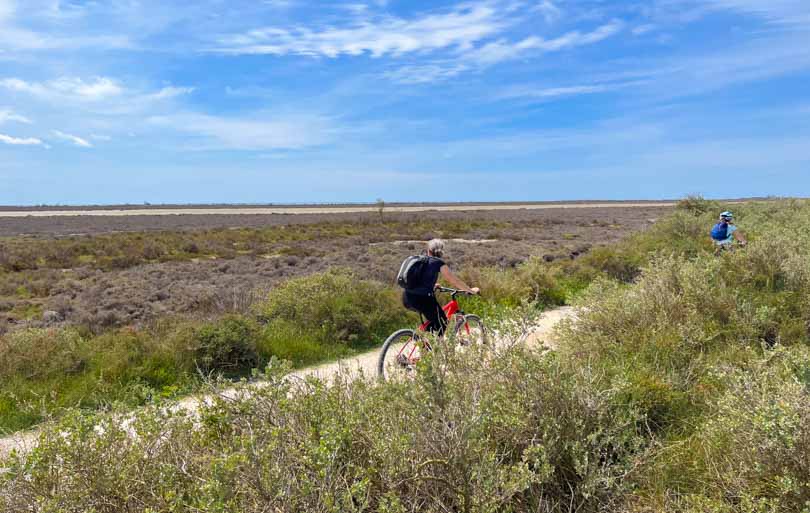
[377,329,424,381]
[454,314,487,347]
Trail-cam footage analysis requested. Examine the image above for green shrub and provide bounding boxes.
[676,195,720,217]
[256,269,409,350]
[257,321,343,366]
[0,345,646,513]
[632,348,810,513]
[193,315,260,376]
[460,257,569,307]
[0,328,86,381]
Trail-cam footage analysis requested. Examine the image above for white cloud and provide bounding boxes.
[383,63,470,84]
[148,86,195,100]
[495,79,650,102]
[0,0,13,22]
[0,108,31,124]
[644,30,810,97]
[706,0,810,25]
[148,113,336,150]
[214,3,507,57]
[497,84,610,100]
[0,27,131,52]
[386,19,624,82]
[0,133,43,146]
[633,24,657,35]
[0,76,193,117]
[1,76,123,101]
[531,1,562,24]
[0,0,131,52]
[52,130,93,148]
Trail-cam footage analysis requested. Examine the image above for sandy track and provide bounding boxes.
[0,307,574,461]
[0,203,675,218]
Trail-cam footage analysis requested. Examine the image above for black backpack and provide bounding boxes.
[396,255,429,289]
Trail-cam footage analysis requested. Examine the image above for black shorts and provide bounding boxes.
[403,291,448,336]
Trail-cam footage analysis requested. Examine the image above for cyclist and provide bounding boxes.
[712,211,747,251]
[402,239,479,336]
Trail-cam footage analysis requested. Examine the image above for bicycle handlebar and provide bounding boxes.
[435,286,475,297]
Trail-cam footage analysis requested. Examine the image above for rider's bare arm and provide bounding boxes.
[439,265,480,295]
[734,230,747,244]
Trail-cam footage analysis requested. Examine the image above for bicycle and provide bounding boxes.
[714,240,746,256]
[377,287,486,380]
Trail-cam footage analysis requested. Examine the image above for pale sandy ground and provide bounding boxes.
[0,203,675,218]
[0,307,574,461]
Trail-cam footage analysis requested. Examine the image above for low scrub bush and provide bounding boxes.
[676,195,720,216]
[0,270,414,431]
[630,348,810,513]
[256,268,410,350]
[193,315,260,376]
[1,343,646,513]
[460,257,571,308]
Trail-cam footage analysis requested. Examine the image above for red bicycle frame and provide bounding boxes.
[397,291,470,364]
[418,298,460,331]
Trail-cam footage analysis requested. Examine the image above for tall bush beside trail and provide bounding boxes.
[256,269,409,350]
[459,257,571,308]
[629,348,810,513]
[554,248,806,434]
[193,315,261,376]
[0,327,86,381]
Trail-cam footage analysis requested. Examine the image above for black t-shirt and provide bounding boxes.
[407,256,445,296]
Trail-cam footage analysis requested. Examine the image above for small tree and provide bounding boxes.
[376,198,386,223]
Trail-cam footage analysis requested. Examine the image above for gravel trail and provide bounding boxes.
[0,307,575,460]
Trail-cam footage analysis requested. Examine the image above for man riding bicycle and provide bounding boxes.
[711,211,747,251]
[402,239,479,336]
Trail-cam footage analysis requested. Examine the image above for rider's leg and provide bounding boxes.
[425,296,448,336]
[405,292,447,336]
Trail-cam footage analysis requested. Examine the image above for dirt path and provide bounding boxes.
[0,307,574,460]
[0,203,675,218]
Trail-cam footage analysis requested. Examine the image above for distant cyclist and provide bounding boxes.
[711,211,747,252]
[402,239,479,336]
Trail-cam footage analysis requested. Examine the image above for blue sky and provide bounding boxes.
[0,0,808,204]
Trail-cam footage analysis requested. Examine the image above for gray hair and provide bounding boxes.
[427,238,445,257]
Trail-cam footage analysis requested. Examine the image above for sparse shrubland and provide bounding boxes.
[0,269,408,431]
[0,209,650,330]
[2,199,810,512]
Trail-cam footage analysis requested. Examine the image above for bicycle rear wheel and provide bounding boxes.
[454,314,487,347]
[377,329,424,381]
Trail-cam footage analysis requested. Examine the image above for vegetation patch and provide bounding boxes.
[3,199,810,512]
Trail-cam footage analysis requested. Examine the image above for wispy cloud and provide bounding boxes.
[0,133,43,146]
[0,108,31,124]
[0,0,131,52]
[214,3,507,57]
[640,29,810,98]
[148,86,195,100]
[0,26,130,53]
[52,130,93,148]
[1,76,124,101]
[0,76,194,118]
[706,0,810,25]
[0,0,13,22]
[385,18,624,83]
[462,19,623,65]
[383,63,470,84]
[496,84,614,101]
[147,113,337,150]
